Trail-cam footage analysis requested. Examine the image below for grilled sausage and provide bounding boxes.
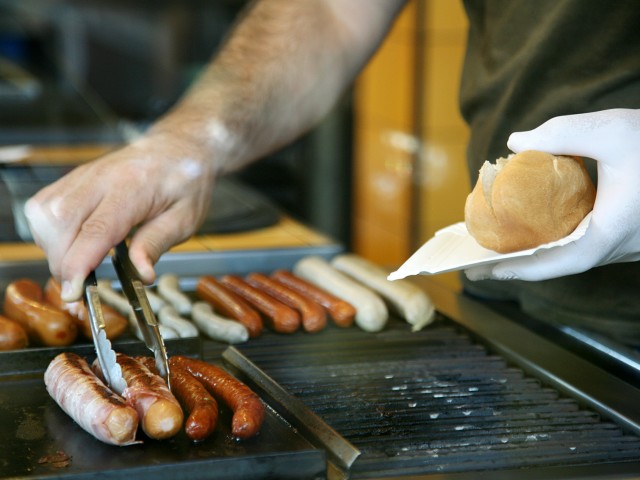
[44,278,129,340]
[96,280,132,317]
[293,256,388,332]
[157,274,192,316]
[94,353,183,440]
[331,254,436,331]
[196,276,263,338]
[170,356,265,440]
[157,305,199,338]
[220,275,300,334]
[0,314,28,351]
[3,279,78,346]
[125,309,179,342]
[95,281,180,340]
[246,272,326,333]
[45,352,139,446]
[138,356,218,442]
[271,270,356,328]
[191,302,249,344]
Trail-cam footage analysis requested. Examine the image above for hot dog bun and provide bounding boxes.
[464,150,596,253]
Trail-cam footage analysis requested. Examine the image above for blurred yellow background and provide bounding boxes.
[353,0,469,292]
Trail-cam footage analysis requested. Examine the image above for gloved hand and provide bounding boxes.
[465,108,640,282]
[24,131,216,302]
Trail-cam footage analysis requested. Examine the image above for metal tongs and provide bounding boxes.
[83,240,170,394]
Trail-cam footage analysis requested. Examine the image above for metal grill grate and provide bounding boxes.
[235,318,640,477]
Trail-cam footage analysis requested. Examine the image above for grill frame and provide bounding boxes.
[221,276,640,479]
[3,252,640,478]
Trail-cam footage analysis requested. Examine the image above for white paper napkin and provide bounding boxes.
[388,213,592,280]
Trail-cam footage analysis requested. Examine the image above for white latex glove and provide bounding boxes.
[465,108,640,282]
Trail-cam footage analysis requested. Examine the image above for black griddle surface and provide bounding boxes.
[232,315,640,478]
[0,338,325,480]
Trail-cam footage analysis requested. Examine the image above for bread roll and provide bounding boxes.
[464,150,596,253]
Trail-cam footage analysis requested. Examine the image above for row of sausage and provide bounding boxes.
[0,253,436,351]
[45,351,265,445]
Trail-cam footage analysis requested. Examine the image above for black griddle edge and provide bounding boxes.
[222,346,361,480]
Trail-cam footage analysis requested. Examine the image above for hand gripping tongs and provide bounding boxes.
[83,240,171,394]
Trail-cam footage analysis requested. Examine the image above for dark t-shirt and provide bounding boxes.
[458,0,640,341]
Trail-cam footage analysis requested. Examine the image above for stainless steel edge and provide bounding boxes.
[0,245,344,290]
[97,245,345,281]
[221,346,361,475]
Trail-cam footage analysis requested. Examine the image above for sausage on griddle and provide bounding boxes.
[196,276,263,338]
[4,279,78,346]
[271,270,356,328]
[170,356,265,440]
[220,275,300,334]
[138,356,218,442]
[0,314,28,351]
[44,277,128,340]
[94,353,183,440]
[45,352,139,446]
[246,272,326,333]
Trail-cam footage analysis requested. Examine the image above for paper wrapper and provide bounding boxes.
[388,213,592,281]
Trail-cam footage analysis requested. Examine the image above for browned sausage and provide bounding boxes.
[271,270,356,327]
[0,314,28,351]
[3,279,78,346]
[44,278,128,340]
[138,356,218,442]
[94,353,183,440]
[246,272,326,333]
[196,276,263,338]
[170,356,264,440]
[44,352,139,446]
[220,275,300,334]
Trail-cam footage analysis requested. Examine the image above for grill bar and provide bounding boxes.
[231,317,640,478]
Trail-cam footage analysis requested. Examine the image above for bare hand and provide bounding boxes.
[25,133,216,301]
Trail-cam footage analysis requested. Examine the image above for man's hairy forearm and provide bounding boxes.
[149,0,407,173]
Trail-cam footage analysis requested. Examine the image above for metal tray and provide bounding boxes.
[0,337,326,480]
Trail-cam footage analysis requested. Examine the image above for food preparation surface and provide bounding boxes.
[229,314,640,478]
[0,338,326,480]
[5,248,640,478]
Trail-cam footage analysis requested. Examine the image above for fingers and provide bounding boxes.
[464,228,606,282]
[24,176,106,301]
[25,135,215,301]
[60,204,137,301]
[26,185,140,301]
[24,156,146,301]
[466,246,591,282]
[508,108,640,162]
[128,200,209,285]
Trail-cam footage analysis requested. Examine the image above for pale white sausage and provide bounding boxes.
[157,305,199,338]
[97,280,132,317]
[157,274,192,316]
[293,256,388,332]
[191,302,249,344]
[331,253,435,331]
[128,311,179,341]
